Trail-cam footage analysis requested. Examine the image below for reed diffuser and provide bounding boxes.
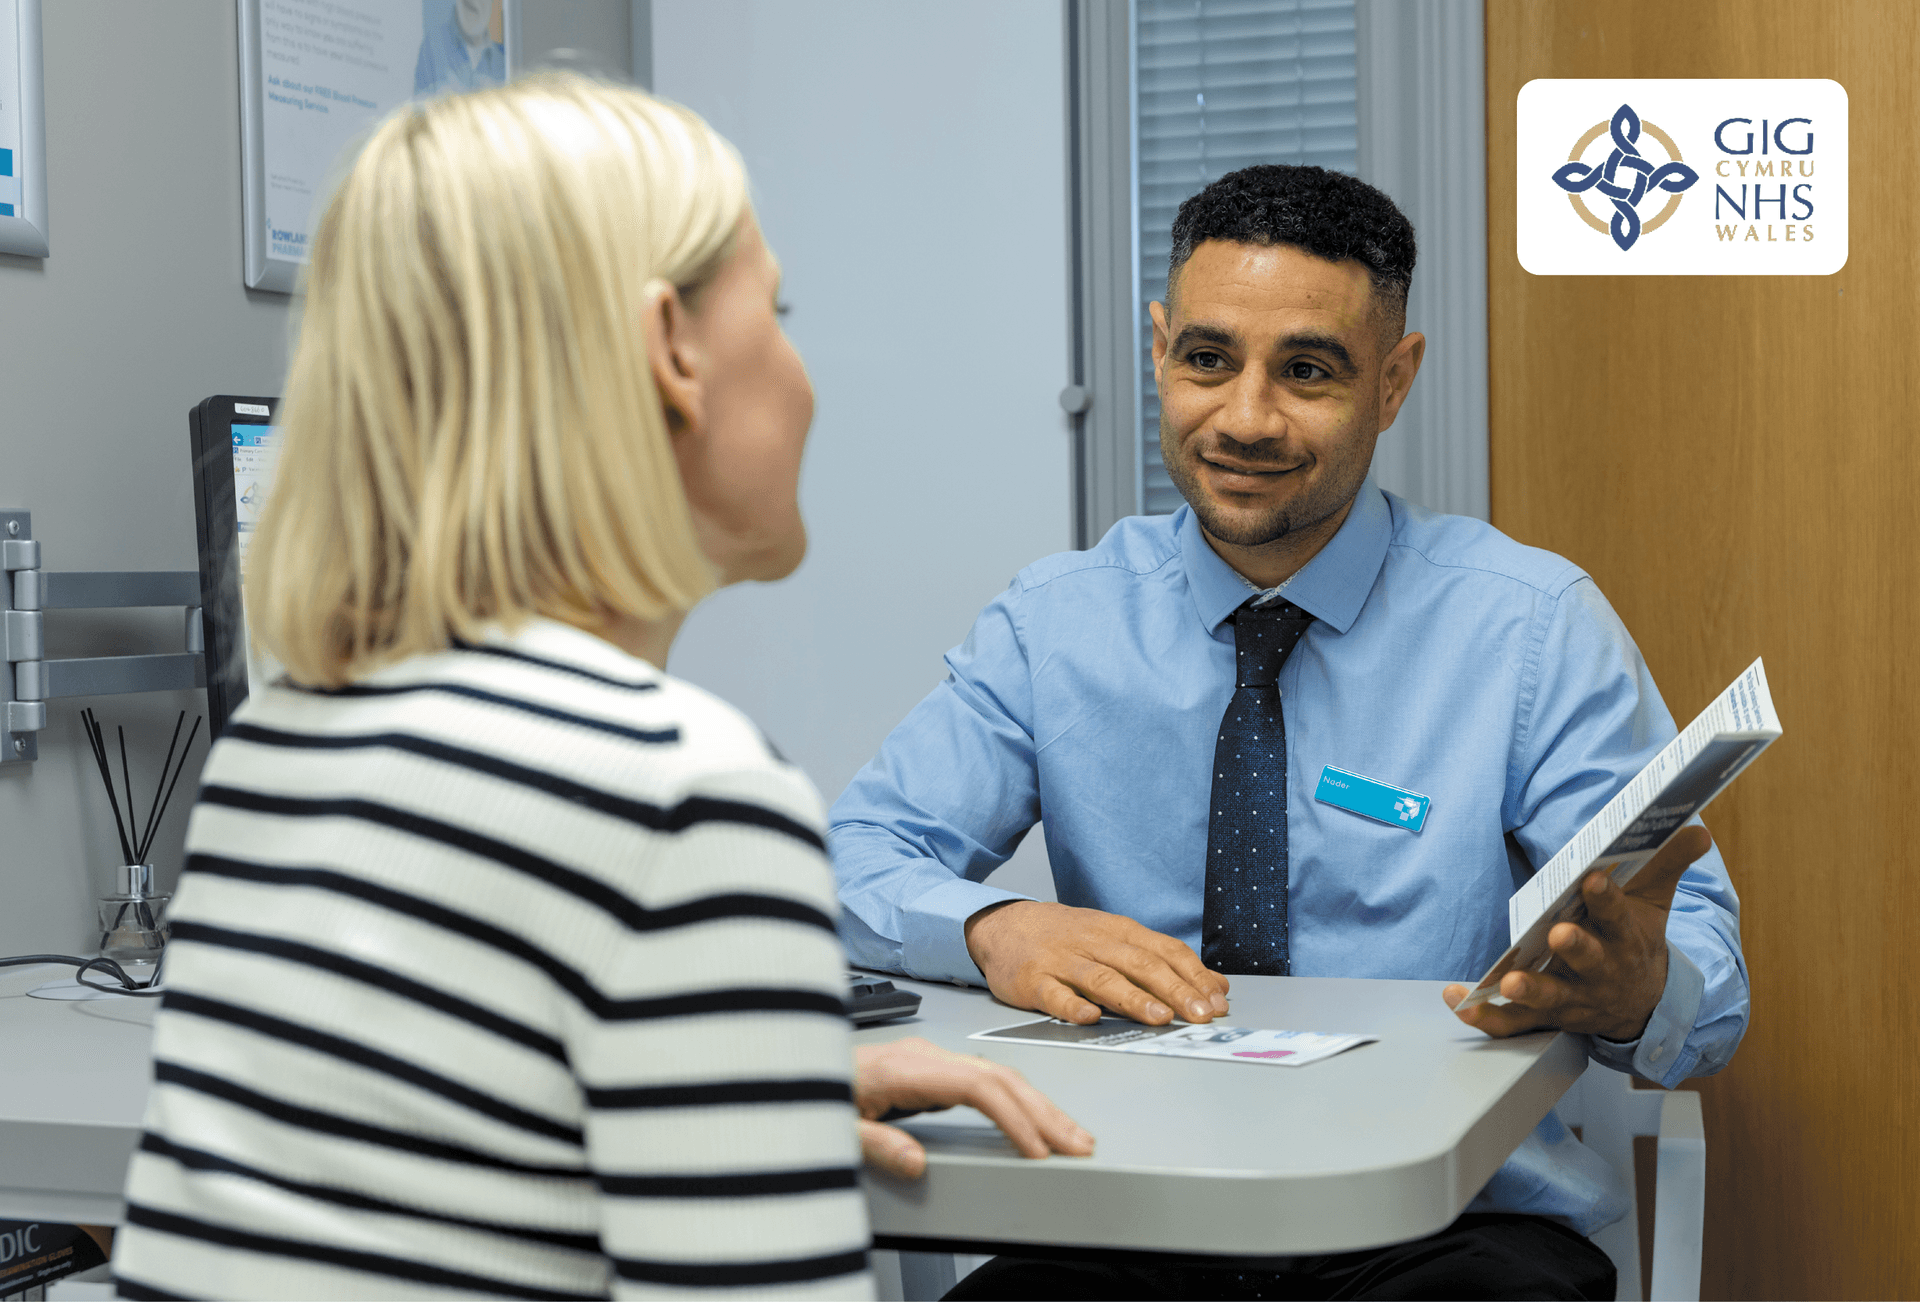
[82,708,201,975]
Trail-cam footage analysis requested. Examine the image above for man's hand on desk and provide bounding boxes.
[1442,825,1714,1042]
[854,1037,1095,1179]
[963,899,1231,1027]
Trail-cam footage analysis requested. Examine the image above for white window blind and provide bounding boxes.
[1134,0,1358,515]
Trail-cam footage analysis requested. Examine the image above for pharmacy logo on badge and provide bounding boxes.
[1550,105,1698,252]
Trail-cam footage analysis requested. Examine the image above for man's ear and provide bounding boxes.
[1375,331,1426,434]
[1149,300,1171,387]
[642,281,704,439]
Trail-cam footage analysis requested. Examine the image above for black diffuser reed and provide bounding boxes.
[81,708,203,867]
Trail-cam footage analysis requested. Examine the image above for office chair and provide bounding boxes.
[1556,1060,1706,1302]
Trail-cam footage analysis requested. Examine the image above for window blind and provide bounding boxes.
[1134,0,1358,515]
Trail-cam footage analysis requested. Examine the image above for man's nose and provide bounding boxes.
[1214,370,1288,444]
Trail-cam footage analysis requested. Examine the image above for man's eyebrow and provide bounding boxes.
[1277,332,1357,375]
[1169,323,1241,354]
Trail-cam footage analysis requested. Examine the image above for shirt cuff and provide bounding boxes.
[1586,940,1706,1087]
[901,876,1036,987]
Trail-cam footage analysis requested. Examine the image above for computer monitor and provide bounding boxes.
[188,394,281,738]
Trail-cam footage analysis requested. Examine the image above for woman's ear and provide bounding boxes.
[643,281,705,439]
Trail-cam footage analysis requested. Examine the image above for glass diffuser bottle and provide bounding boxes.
[97,862,169,979]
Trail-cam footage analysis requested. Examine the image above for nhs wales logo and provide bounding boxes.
[1550,105,1697,251]
[1517,80,1847,276]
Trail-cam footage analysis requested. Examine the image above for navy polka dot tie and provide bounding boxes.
[1203,598,1314,976]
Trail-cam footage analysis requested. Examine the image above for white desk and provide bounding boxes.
[855,974,1584,1260]
[0,965,156,1226]
[0,964,1583,1263]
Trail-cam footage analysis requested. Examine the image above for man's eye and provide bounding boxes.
[1285,360,1329,382]
[1189,350,1226,370]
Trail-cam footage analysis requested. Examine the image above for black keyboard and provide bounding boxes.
[845,973,922,1025]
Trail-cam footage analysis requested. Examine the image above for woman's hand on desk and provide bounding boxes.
[854,1036,1095,1179]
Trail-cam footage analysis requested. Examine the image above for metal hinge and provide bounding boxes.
[0,509,207,763]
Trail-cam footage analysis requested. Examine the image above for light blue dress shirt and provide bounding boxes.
[829,482,1749,1235]
[414,5,507,97]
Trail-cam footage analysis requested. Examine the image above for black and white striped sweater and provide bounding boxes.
[113,619,871,1299]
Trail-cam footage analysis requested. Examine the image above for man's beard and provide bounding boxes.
[1159,427,1326,548]
[1152,418,1382,549]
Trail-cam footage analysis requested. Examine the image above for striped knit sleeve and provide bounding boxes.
[565,765,873,1299]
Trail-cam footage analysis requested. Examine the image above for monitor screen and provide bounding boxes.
[229,421,283,705]
[189,395,282,737]
[230,422,280,573]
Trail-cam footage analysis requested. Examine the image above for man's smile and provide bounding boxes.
[1197,449,1307,491]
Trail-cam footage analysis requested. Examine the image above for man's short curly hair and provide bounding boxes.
[1167,164,1417,330]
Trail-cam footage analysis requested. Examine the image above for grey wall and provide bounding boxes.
[653,0,1070,903]
[0,3,290,957]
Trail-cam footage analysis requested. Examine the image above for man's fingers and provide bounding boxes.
[1499,965,1575,1016]
[1547,920,1606,975]
[1100,944,1219,1023]
[1622,825,1713,904]
[1580,824,1712,936]
[967,901,1233,1022]
[1137,930,1233,1012]
[1453,997,1555,1038]
[1074,961,1175,1024]
[1444,970,1561,1037]
[1499,965,1557,1004]
[859,1119,926,1179]
[1033,976,1103,1025]
[1576,870,1628,938]
[1448,972,1571,1037]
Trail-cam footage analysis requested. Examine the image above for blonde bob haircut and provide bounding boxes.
[245,73,746,687]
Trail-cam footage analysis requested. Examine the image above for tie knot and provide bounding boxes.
[1232,600,1312,687]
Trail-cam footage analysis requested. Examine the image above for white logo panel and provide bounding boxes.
[1517,79,1847,276]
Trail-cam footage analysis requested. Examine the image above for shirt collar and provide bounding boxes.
[1178,477,1392,636]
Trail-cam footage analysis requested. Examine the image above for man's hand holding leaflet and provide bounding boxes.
[1449,657,1780,1036]
[1445,825,1712,1040]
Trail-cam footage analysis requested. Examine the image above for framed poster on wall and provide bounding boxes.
[238,0,521,292]
[0,0,47,258]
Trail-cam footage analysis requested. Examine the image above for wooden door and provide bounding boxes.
[1486,3,1918,1297]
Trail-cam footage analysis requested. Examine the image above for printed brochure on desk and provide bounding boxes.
[971,1017,1375,1067]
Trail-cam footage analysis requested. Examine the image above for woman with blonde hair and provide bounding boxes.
[112,74,1088,1300]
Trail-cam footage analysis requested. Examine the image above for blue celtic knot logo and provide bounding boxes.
[1551,104,1699,251]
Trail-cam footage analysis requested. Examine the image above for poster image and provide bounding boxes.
[0,0,47,257]
[241,0,516,290]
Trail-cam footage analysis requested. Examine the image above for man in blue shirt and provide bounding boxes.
[831,165,1746,1298]
[414,0,507,98]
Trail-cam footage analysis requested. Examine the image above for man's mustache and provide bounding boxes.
[1191,439,1303,472]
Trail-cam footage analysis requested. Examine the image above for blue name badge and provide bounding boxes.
[1314,765,1431,832]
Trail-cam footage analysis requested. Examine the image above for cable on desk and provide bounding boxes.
[0,952,166,997]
